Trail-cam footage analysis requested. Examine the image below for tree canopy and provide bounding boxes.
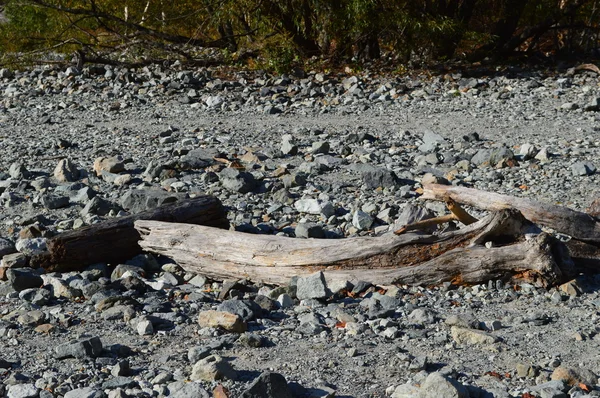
[0,0,599,70]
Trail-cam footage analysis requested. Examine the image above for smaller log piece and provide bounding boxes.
[421,184,600,244]
[32,195,229,272]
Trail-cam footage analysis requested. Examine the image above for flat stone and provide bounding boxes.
[55,336,103,359]
[7,383,39,398]
[571,161,596,176]
[451,326,498,345]
[198,310,247,333]
[419,372,469,398]
[63,387,104,398]
[167,381,210,398]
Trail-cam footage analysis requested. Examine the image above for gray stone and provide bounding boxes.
[136,317,154,335]
[311,141,330,154]
[277,294,294,308]
[519,143,538,160]
[419,372,469,398]
[219,168,257,193]
[408,308,437,325]
[190,354,237,381]
[489,146,515,166]
[419,130,445,152]
[296,271,330,300]
[295,222,325,238]
[111,263,145,280]
[7,268,43,292]
[535,147,551,161]
[15,238,47,256]
[281,140,298,156]
[294,198,322,214]
[393,205,435,232]
[55,336,103,359]
[18,288,51,305]
[470,149,491,166]
[352,210,373,230]
[240,371,294,398]
[101,376,136,389]
[9,162,30,180]
[571,161,596,176]
[80,196,117,217]
[40,193,70,209]
[451,326,498,345]
[120,189,183,214]
[111,360,131,376]
[63,387,104,398]
[7,384,39,398]
[167,381,210,398]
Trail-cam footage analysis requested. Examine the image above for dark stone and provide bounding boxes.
[240,372,294,398]
[7,268,43,292]
[55,336,103,359]
[362,168,400,190]
[120,189,185,214]
[217,300,262,322]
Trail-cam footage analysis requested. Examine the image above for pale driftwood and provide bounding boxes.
[135,209,571,287]
[31,195,229,272]
[421,184,600,243]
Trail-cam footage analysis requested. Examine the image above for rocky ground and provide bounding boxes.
[1,62,600,398]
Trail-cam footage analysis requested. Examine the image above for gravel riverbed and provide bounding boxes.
[1,63,600,398]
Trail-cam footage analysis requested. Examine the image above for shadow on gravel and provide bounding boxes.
[234,369,262,382]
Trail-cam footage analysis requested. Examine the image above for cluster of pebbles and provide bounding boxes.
[2,62,600,397]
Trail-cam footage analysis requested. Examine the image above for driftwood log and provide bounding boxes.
[421,184,600,243]
[135,209,573,287]
[32,195,229,272]
[421,184,600,273]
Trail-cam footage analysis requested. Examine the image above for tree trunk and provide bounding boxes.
[32,195,228,272]
[135,209,572,287]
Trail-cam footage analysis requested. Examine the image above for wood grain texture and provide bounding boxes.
[422,184,600,243]
[135,209,570,286]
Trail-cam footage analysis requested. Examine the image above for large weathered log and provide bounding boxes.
[33,195,229,272]
[421,184,600,243]
[135,209,571,287]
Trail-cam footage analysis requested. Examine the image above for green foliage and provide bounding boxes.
[1,0,599,68]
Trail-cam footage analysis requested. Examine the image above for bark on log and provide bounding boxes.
[135,209,572,287]
[421,184,600,243]
[32,195,229,272]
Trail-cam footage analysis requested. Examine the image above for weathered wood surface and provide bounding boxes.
[33,195,229,272]
[135,209,571,286]
[421,184,600,243]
